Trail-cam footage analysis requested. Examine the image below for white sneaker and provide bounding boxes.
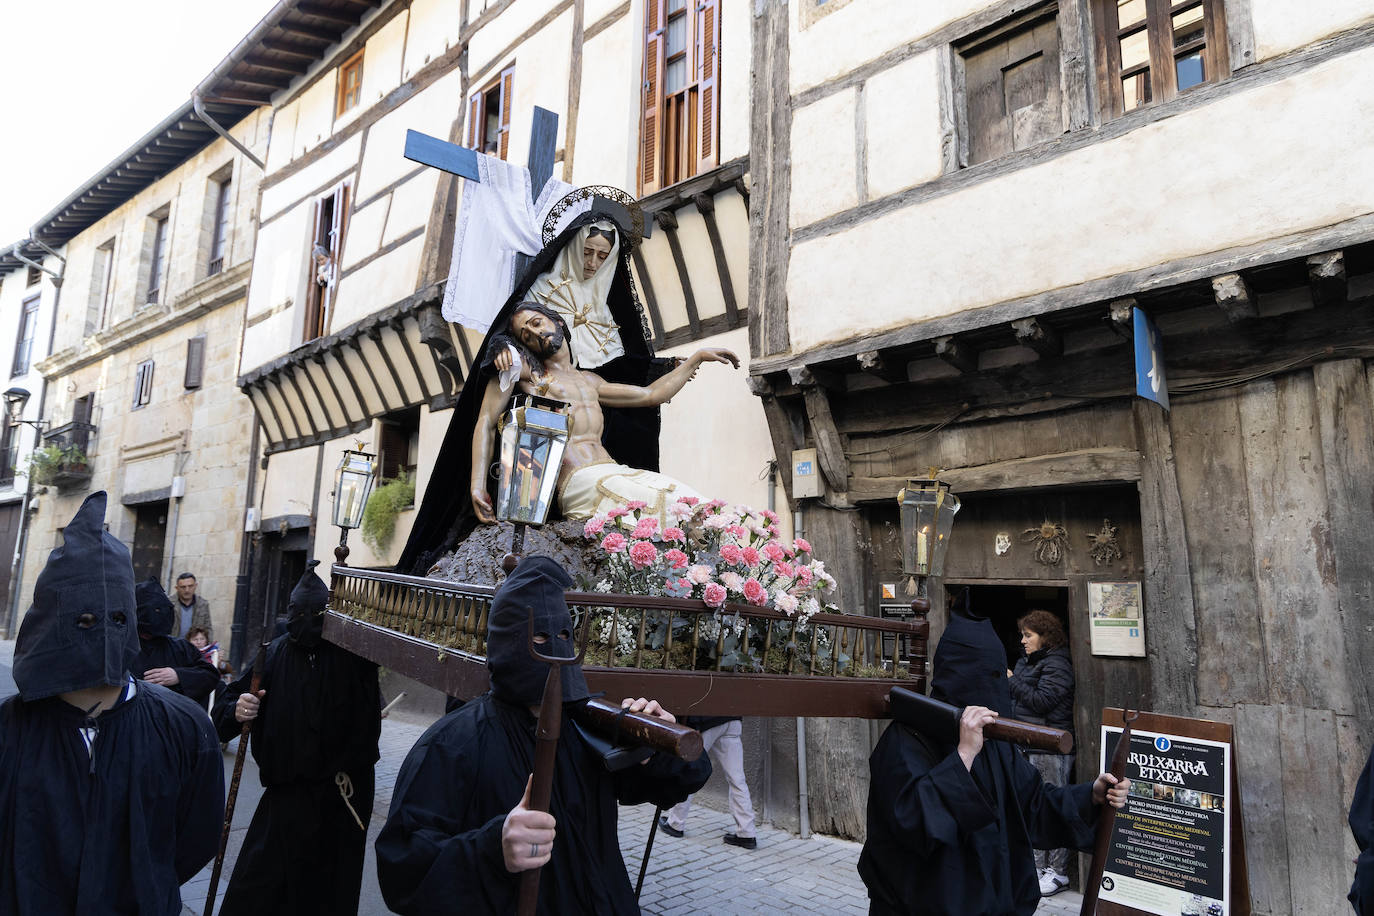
[1038,871,1069,896]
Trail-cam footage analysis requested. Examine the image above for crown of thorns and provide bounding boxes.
[542,185,644,250]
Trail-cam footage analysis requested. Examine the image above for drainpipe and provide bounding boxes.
[230,422,263,673]
[192,94,266,171]
[762,460,776,827]
[794,504,810,839]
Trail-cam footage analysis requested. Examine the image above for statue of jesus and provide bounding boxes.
[470,303,738,526]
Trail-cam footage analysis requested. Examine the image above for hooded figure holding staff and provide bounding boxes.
[0,491,223,915]
[859,607,1131,916]
[376,556,711,915]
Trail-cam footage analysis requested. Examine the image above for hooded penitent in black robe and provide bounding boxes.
[211,560,381,916]
[858,611,1101,916]
[0,491,224,916]
[398,203,672,574]
[133,576,219,708]
[1351,743,1374,915]
[375,556,712,914]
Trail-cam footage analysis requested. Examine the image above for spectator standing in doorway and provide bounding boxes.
[173,572,212,640]
[1007,609,1076,897]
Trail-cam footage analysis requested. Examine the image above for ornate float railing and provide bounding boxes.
[324,565,929,718]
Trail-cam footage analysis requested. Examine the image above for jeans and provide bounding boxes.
[1029,751,1074,874]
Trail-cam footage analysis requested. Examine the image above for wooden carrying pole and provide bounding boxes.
[888,686,1073,754]
[1080,708,1138,916]
[576,698,703,761]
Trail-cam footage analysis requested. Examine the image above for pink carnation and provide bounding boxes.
[793,537,812,554]
[668,502,693,520]
[607,507,629,519]
[679,496,700,507]
[629,540,658,568]
[763,509,780,524]
[729,525,749,539]
[762,542,785,563]
[631,517,659,539]
[625,500,648,511]
[664,548,689,570]
[796,566,814,585]
[704,514,732,530]
[663,526,686,542]
[742,578,767,606]
[767,525,781,538]
[584,516,607,537]
[601,532,627,553]
[741,546,760,567]
[708,498,728,509]
[702,583,727,608]
[775,561,796,579]
[687,564,714,585]
[720,544,744,565]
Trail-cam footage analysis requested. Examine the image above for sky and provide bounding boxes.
[0,1,281,246]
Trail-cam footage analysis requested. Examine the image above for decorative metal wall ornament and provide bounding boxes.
[542,186,645,249]
[1022,521,1069,567]
[994,533,1011,556]
[1086,518,1124,566]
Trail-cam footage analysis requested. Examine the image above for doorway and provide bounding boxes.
[131,500,168,583]
[949,582,1070,669]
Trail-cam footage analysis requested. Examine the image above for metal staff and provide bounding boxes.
[516,611,591,916]
[204,602,274,916]
[1080,707,1139,916]
[635,806,664,901]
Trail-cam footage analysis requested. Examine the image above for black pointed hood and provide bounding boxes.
[929,609,1013,715]
[14,491,138,701]
[135,576,175,639]
[486,556,589,707]
[287,559,330,648]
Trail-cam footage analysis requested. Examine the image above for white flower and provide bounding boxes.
[774,592,799,615]
[687,564,713,586]
[703,514,732,530]
[595,580,613,593]
[720,571,744,592]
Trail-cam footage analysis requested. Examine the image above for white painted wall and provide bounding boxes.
[1250,0,1374,60]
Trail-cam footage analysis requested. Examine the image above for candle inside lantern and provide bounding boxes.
[916,526,929,572]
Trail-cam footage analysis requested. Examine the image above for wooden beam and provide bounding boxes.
[259,39,324,60]
[1306,250,1347,308]
[843,447,1143,503]
[1011,317,1063,358]
[693,192,742,329]
[787,368,849,492]
[294,3,360,27]
[856,349,908,384]
[747,375,801,501]
[1212,272,1257,322]
[241,55,305,76]
[787,364,844,392]
[934,335,978,373]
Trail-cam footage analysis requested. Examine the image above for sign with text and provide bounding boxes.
[1089,581,1146,657]
[1096,710,1251,916]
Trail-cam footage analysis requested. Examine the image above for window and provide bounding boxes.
[147,215,169,305]
[957,7,1066,166]
[304,183,350,343]
[337,49,364,117]
[132,359,154,409]
[0,419,17,488]
[12,296,38,377]
[87,238,117,336]
[1094,0,1228,119]
[640,0,720,194]
[467,66,513,158]
[208,178,232,277]
[25,265,41,288]
[71,394,94,454]
[184,335,206,389]
[378,407,420,483]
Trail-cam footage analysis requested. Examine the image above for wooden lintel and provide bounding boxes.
[1212,273,1257,322]
[792,377,849,492]
[846,447,1143,502]
[1011,317,1063,358]
[934,335,978,374]
[1306,250,1347,308]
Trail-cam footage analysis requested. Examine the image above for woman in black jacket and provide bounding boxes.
[1008,609,1076,896]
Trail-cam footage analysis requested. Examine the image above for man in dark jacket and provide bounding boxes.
[376,556,712,914]
[1351,742,1374,915]
[858,609,1128,916]
[212,560,381,916]
[133,576,220,708]
[0,491,223,915]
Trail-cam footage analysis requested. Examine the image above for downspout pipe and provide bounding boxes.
[192,94,266,171]
[794,504,810,839]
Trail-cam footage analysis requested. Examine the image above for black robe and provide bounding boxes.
[398,205,670,574]
[1351,743,1374,915]
[210,636,381,916]
[134,635,220,708]
[375,693,712,915]
[0,681,224,915]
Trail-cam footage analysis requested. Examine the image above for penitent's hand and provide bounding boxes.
[621,696,676,724]
[957,705,998,771]
[472,487,496,524]
[503,775,556,873]
[235,689,266,723]
[1092,773,1131,808]
[143,667,180,687]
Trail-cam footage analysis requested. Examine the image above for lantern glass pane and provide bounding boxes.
[930,492,961,577]
[497,422,519,519]
[333,451,376,528]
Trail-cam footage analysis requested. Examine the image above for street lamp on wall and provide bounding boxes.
[898,475,961,614]
[495,394,570,571]
[332,446,377,566]
[2,387,44,432]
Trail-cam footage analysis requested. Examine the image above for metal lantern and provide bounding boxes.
[496,395,570,526]
[898,475,960,602]
[333,446,377,564]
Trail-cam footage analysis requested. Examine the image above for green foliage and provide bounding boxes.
[24,443,88,486]
[360,472,415,552]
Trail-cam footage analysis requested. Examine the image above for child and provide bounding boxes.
[186,626,224,712]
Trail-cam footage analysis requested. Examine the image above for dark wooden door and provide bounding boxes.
[131,501,168,583]
[0,502,22,611]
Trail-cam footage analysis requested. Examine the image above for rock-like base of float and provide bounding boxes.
[425,519,607,588]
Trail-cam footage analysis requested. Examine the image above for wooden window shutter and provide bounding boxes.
[184,335,206,389]
[498,66,514,160]
[640,0,667,194]
[694,0,721,176]
[466,91,482,147]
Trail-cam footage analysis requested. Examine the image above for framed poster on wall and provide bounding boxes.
[1088,580,1146,657]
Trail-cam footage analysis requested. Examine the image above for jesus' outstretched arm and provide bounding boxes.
[594,348,739,408]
